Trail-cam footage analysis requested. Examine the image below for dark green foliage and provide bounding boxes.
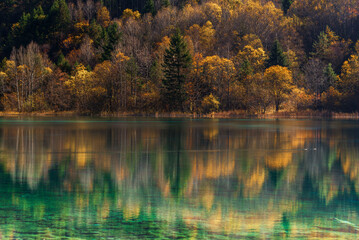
[92,22,122,61]
[311,31,329,59]
[102,23,121,61]
[150,60,162,86]
[282,0,293,14]
[323,63,337,87]
[161,0,170,8]
[57,53,72,73]
[239,60,253,81]
[73,19,122,62]
[0,58,6,71]
[49,0,71,34]
[7,6,47,50]
[143,0,156,15]
[164,123,191,197]
[127,57,140,108]
[89,20,104,46]
[267,40,288,67]
[47,0,71,56]
[162,29,192,111]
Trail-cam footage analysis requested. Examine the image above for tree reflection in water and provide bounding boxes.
[0,118,357,238]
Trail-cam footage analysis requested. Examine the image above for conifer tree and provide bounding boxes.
[323,63,337,88]
[102,23,121,60]
[311,31,329,59]
[162,29,192,111]
[239,60,253,81]
[161,0,170,8]
[143,0,156,15]
[282,0,293,14]
[49,0,71,34]
[267,40,288,67]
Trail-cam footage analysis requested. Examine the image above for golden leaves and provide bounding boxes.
[204,2,222,23]
[97,6,111,27]
[121,8,141,22]
[114,50,130,62]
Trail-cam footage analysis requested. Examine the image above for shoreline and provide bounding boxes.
[0,110,358,119]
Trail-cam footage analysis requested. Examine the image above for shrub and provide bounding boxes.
[201,94,219,113]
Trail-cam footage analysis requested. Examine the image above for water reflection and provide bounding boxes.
[0,119,358,238]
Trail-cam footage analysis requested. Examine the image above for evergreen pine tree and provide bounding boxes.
[239,59,253,81]
[143,0,156,15]
[267,40,288,67]
[49,0,71,34]
[161,0,170,8]
[0,57,7,71]
[323,63,337,88]
[311,30,330,60]
[57,53,71,73]
[102,23,121,60]
[162,29,192,111]
[282,0,293,14]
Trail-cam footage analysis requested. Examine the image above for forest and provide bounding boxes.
[1,0,359,114]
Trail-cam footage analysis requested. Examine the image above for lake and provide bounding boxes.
[0,117,358,239]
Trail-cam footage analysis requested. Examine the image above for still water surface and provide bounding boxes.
[0,118,358,239]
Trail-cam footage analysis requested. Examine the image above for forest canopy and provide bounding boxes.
[1,0,359,113]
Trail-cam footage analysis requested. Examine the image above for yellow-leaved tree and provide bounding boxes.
[235,45,267,73]
[199,21,216,54]
[339,54,359,109]
[66,64,106,112]
[203,2,222,25]
[199,55,236,110]
[121,8,141,23]
[187,21,215,54]
[97,6,111,28]
[264,66,293,112]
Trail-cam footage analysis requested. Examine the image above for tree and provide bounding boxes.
[264,66,293,111]
[0,71,7,109]
[161,0,170,8]
[201,93,219,113]
[197,55,236,110]
[143,0,156,15]
[311,27,351,71]
[65,64,106,112]
[239,60,253,81]
[321,86,341,111]
[57,53,71,73]
[111,50,130,111]
[84,0,95,21]
[235,45,267,73]
[199,21,215,55]
[10,42,52,111]
[45,69,71,111]
[340,54,359,110]
[311,30,330,59]
[102,22,121,60]
[121,9,141,22]
[126,57,140,108]
[49,0,71,34]
[303,59,326,100]
[282,0,293,14]
[323,63,337,88]
[162,29,192,111]
[267,40,288,67]
[97,6,111,28]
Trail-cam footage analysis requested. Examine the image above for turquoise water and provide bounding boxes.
[0,118,358,239]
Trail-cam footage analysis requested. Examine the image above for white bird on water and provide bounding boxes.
[304,148,317,151]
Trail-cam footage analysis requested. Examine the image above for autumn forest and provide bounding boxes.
[1,0,359,114]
